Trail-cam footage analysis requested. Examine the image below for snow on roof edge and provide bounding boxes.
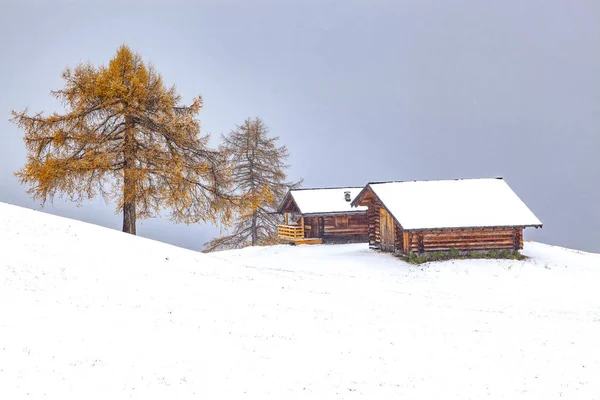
[300,210,367,217]
[289,186,365,192]
[367,178,542,230]
[280,187,368,215]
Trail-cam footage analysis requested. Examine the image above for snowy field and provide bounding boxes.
[1,202,599,399]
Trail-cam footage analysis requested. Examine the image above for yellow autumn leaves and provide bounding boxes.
[12,45,233,233]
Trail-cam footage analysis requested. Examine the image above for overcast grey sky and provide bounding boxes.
[1,0,598,252]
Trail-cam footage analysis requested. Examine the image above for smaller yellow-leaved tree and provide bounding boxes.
[204,117,301,251]
[12,45,232,234]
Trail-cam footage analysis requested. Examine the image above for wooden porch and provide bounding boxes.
[277,224,322,245]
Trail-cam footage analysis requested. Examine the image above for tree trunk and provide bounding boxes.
[249,126,257,246]
[251,211,257,246]
[122,118,137,235]
[122,195,136,235]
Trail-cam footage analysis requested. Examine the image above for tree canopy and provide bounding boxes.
[204,117,300,251]
[12,45,232,234]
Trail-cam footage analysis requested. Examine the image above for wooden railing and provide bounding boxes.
[277,225,304,240]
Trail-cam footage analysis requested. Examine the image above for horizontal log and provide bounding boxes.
[423,234,515,240]
[323,224,368,229]
[323,224,369,229]
[417,238,515,245]
[422,235,516,243]
[422,240,516,247]
[423,239,516,246]
[417,226,520,232]
[421,244,516,251]
[422,235,515,243]
[424,230,515,236]
[323,226,367,231]
[423,230,516,238]
[414,238,516,246]
[421,227,517,234]
[323,229,369,233]
[409,243,516,250]
[419,245,516,252]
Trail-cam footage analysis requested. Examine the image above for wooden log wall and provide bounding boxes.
[365,197,383,248]
[403,227,525,254]
[379,208,396,251]
[303,214,369,242]
[303,216,320,239]
[514,229,524,250]
[394,224,404,253]
[361,193,402,252]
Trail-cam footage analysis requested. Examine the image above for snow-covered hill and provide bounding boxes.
[1,202,599,399]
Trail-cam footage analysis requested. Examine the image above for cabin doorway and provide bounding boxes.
[304,216,325,239]
[380,208,396,251]
[318,217,325,238]
[310,217,321,239]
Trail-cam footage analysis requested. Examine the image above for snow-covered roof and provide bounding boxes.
[355,178,542,230]
[280,187,368,216]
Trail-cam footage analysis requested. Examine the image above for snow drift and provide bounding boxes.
[1,202,599,399]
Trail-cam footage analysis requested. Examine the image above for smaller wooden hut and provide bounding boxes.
[277,187,369,244]
[351,178,542,255]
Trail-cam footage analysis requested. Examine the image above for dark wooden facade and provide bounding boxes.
[355,187,526,255]
[278,192,368,244]
[303,214,369,243]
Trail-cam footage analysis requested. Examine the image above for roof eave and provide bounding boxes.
[300,210,368,217]
[277,190,302,214]
[352,184,406,230]
[350,184,372,208]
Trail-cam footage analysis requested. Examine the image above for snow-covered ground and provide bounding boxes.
[1,202,599,399]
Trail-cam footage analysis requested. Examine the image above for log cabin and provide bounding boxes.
[351,178,542,255]
[277,187,369,244]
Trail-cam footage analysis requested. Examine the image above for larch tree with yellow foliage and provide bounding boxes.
[204,118,301,251]
[11,45,232,234]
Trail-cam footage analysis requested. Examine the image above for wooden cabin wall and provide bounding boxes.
[322,215,369,242]
[403,227,525,254]
[303,215,368,242]
[365,197,383,248]
[379,208,396,252]
[394,224,404,253]
[280,197,300,214]
[303,216,321,239]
